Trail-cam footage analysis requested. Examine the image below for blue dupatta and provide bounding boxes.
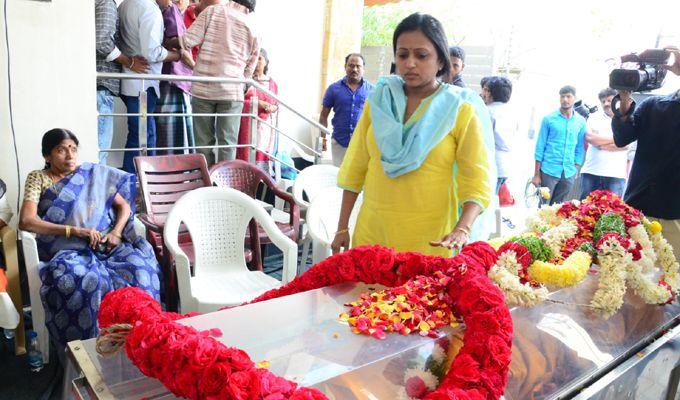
[369,76,465,178]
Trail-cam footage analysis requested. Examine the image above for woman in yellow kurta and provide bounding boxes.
[331,13,492,257]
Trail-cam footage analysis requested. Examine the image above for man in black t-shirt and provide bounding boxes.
[613,48,680,259]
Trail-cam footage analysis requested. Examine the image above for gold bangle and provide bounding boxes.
[454,226,470,236]
[335,228,349,235]
[65,225,71,239]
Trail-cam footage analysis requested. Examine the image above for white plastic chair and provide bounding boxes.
[292,164,340,210]
[273,140,317,211]
[291,165,340,271]
[164,187,298,314]
[305,187,363,265]
[19,231,50,364]
[1,226,22,353]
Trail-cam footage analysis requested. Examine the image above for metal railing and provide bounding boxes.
[97,72,331,171]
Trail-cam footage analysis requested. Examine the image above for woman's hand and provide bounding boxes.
[331,230,350,255]
[430,228,470,251]
[261,101,277,113]
[100,232,122,252]
[74,227,102,249]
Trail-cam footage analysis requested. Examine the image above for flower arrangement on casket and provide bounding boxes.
[486,190,679,316]
[97,243,513,400]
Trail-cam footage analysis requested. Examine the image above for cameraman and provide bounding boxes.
[613,48,680,259]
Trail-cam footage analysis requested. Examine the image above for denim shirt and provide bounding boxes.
[322,77,374,147]
[534,110,586,178]
[613,90,680,219]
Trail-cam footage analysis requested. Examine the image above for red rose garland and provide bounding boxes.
[98,243,513,400]
[98,288,326,400]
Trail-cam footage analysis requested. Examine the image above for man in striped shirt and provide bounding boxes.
[170,0,260,165]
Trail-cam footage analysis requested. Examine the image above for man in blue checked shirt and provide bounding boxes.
[319,53,374,167]
[532,85,587,205]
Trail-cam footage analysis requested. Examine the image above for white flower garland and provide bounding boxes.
[541,219,578,260]
[525,204,563,233]
[650,227,680,291]
[628,224,656,272]
[488,251,549,307]
[590,237,630,318]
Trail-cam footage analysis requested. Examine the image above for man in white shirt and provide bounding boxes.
[579,88,628,199]
[481,76,515,194]
[118,0,192,172]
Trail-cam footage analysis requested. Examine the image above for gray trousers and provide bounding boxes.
[541,171,575,205]
[331,139,348,167]
[191,97,243,165]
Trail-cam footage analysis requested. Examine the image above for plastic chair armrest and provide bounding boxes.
[138,214,163,233]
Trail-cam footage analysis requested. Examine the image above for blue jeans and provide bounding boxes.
[121,88,158,173]
[579,173,626,200]
[97,89,115,164]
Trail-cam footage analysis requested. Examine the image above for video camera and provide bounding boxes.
[609,49,670,92]
[573,100,598,120]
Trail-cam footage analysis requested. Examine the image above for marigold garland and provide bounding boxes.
[528,251,592,288]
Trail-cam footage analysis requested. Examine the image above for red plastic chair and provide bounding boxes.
[134,154,257,310]
[209,160,300,246]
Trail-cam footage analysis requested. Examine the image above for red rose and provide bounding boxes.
[172,366,201,399]
[222,348,255,371]
[424,387,486,400]
[290,387,329,400]
[461,242,498,270]
[405,376,429,398]
[337,258,357,281]
[199,362,231,396]
[482,334,512,369]
[396,253,427,282]
[479,370,507,398]
[189,337,220,368]
[450,353,481,384]
[256,368,297,396]
[224,370,262,400]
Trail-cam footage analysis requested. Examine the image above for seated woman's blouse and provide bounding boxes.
[23,170,54,204]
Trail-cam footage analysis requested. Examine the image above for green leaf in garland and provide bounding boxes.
[512,236,553,263]
[576,242,596,257]
[593,212,626,242]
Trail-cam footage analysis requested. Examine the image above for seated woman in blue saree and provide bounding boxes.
[19,128,161,346]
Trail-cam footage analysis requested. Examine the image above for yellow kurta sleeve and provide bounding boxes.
[453,102,491,210]
[337,102,372,193]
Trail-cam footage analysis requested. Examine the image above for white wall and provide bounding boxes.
[249,0,326,152]
[0,0,98,223]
